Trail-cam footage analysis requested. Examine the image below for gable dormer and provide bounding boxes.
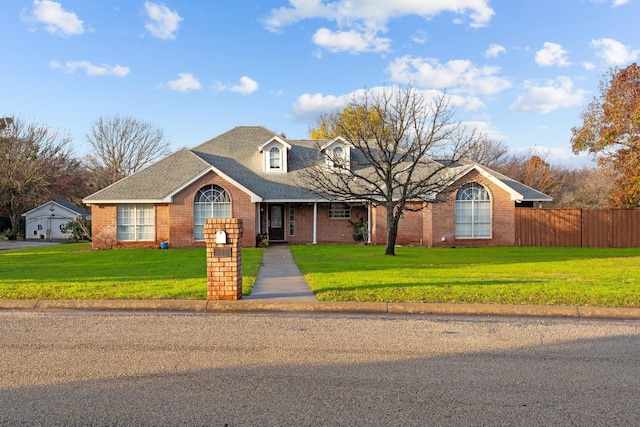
[258,135,291,173]
[320,137,353,171]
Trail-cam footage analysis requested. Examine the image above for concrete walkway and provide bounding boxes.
[245,244,317,301]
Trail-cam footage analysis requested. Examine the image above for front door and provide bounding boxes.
[268,204,285,241]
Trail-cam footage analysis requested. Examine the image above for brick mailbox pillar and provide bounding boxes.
[204,218,243,300]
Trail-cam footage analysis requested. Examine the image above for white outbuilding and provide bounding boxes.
[22,200,91,240]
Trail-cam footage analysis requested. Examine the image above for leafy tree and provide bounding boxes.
[303,86,485,256]
[571,63,640,207]
[494,151,565,199]
[0,116,73,238]
[85,114,170,188]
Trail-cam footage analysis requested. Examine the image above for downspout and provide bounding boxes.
[313,202,318,244]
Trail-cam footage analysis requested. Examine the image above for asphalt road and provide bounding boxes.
[1,311,640,426]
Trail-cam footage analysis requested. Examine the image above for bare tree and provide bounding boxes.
[465,137,509,168]
[553,166,615,208]
[0,116,73,238]
[301,86,485,256]
[85,114,170,188]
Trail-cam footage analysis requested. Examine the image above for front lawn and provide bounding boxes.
[290,245,640,307]
[0,244,263,300]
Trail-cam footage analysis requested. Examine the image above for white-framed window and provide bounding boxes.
[333,146,345,168]
[194,185,232,240]
[269,147,281,170]
[329,202,351,219]
[117,204,155,241]
[455,183,491,239]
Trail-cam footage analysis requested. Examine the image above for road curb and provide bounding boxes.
[2,299,640,319]
[206,300,387,313]
[387,302,581,318]
[34,300,208,312]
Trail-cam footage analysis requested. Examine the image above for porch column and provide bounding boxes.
[257,204,262,234]
[367,201,372,245]
[313,202,318,244]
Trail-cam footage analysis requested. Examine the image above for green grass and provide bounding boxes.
[3,243,640,307]
[0,244,263,300]
[290,245,640,307]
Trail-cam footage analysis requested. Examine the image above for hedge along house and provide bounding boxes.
[82,126,551,249]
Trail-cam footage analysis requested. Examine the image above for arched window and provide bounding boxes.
[455,183,491,239]
[333,146,345,168]
[194,185,231,240]
[269,147,281,169]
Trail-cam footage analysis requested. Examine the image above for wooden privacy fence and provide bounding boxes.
[515,208,640,248]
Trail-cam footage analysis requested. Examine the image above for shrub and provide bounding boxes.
[92,224,118,250]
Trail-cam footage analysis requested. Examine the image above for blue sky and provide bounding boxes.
[2,0,639,166]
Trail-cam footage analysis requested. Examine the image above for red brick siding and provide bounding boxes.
[278,203,367,244]
[369,171,516,247]
[429,170,515,247]
[89,204,116,245]
[89,169,516,249]
[89,171,258,249]
[169,171,256,248]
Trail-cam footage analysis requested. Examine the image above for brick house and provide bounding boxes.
[83,126,551,249]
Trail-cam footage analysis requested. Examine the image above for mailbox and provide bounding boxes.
[215,230,227,244]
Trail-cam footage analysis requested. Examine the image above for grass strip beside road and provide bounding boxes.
[0,244,263,300]
[290,245,640,307]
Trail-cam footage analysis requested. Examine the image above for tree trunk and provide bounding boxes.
[384,205,399,256]
[8,207,21,239]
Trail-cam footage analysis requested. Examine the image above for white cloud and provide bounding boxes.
[590,38,639,66]
[24,0,84,37]
[292,92,354,121]
[264,0,494,31]
[144,1,182,40]
[292,86,485,123]
[50,60,130,77]
[229,76,259,95]
[509,77,587,114]
[215,76,259,95]
[387,56,512,96]
[485,44,506,58]
[583,61,596,70]
[535,42,571,67]
[461,120,508,142]
[411,30,428,44]
[590,0,630,7]
[166,73,202,91]
[312,27,391,53]
[264,0,493,54]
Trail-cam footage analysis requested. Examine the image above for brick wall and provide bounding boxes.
[368,171,517,248]
[277,203,368,245]
[89,169,516,249]
[429,170,515,247]
[89,171,258,249]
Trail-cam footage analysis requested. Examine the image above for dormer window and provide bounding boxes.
[321,137,352,171]
[259,135,291,173]
[270,147,281,170]
[333,146,345,168]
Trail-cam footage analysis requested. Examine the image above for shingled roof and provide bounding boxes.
[83,126,552,204]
